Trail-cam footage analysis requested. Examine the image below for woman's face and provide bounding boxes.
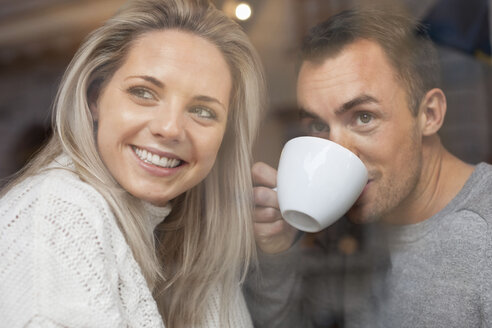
[93,30,232,206]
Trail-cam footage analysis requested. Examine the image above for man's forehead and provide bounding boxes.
[299,39,392,74]
[296,40,406,119]
[297,57,365,103]
[297,41,400,97]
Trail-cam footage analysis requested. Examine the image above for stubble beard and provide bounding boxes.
[346,128,423,225]
[370,158,422,224]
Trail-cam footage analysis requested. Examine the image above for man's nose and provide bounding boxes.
[329,130,358,156]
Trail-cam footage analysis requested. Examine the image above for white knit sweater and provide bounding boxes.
[0,156,253,327]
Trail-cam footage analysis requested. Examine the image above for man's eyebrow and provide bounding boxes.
[126,75,164,88]
[298,107,321,120]
[335,94,379,115]
[298,94,379,119]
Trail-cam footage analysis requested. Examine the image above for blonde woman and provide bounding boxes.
[0,0,265,327]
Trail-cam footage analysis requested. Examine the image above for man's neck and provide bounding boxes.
[383,137,474,225]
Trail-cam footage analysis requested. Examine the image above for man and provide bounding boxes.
[244,8,492,328]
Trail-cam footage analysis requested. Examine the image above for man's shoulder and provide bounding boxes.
[475,162,492,179]
[454,162,492,222]
[465,162,492,197]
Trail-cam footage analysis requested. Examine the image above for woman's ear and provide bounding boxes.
[87,80,102,121]
[90,102,99,121]
[417,88,447,136]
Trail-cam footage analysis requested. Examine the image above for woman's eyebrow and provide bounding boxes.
[193,95,227,111]
[126,75,164,88]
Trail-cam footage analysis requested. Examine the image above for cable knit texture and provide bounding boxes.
[0,155,253,328]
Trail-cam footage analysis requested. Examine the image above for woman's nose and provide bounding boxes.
[148,106,185,142]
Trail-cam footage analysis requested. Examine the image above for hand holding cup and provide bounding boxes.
[252,162,298,254]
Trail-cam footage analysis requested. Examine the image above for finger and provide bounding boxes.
[253,186,279,209]
[253,220,288,239]
[254,206,282,224]
[252,162,277,188]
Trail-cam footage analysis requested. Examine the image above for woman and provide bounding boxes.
[0,0,265,327]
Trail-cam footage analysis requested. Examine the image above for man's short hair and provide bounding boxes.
[301,8,441,115]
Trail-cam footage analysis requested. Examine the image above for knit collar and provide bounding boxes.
[55,153,173,229]
[142,201,172,230]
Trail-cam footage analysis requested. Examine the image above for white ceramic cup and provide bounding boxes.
[276,136,368,232]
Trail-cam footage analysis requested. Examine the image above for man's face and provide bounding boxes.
[297,39,424,224]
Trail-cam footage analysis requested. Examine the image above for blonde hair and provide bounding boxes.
[4,0,265,326]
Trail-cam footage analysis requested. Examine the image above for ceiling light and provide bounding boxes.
[235,2,251,21]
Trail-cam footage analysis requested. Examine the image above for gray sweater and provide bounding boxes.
[244,163,492,328]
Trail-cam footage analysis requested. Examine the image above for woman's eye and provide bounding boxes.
[190,107,216,120]
[128,87,155,100]
[357,113,373,124]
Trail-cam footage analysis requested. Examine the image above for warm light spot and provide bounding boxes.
[235,3,252,21]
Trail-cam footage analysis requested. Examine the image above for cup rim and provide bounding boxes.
[285,136,364,166]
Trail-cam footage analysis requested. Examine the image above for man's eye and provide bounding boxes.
[308,121,329,133]
[357,113,373,124]
[128,87,154,100]
[190,106,216,120]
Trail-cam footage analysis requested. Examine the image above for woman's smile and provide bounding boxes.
[93,29,232,205]
[132,146,183,169]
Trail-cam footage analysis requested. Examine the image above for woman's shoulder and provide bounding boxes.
[0,157,159,327]
[0,155,127,277]
[1,156,116,234]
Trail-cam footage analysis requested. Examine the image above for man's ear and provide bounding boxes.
[417,88,446,136]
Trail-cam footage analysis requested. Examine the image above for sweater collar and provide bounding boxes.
[142,201,172,230]
[56,153,173,229]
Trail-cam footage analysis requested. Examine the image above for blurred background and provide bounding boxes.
[0,0,491,186]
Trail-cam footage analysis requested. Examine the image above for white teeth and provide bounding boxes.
[132,146,181,168]
[159,157,168,167]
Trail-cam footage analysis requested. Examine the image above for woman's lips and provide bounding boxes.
[131,145,188,177]
[132,145,184,168]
